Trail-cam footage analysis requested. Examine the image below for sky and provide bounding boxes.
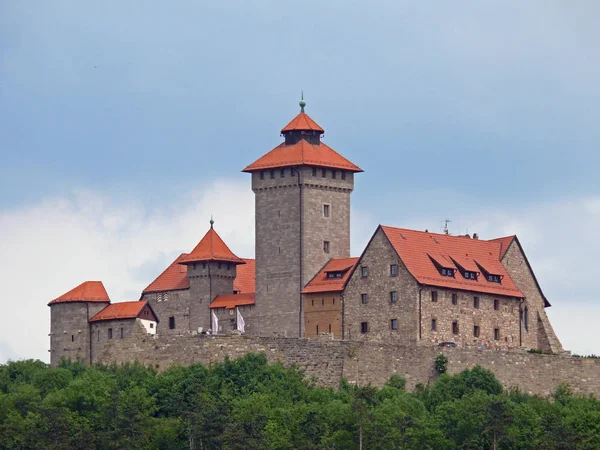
[1,1,599,362]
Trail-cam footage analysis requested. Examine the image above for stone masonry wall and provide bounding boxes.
[304,292,342,339]
[96,331,600,398]
[143,289,192,335]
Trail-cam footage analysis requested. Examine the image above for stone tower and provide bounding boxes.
[48,281,111,366]
[243,98,362,337]
[178,220,246,333]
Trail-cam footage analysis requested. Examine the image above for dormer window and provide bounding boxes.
[326,271,343,279]
[463,271,477,280]
[440,268,455,277]
[487,274,501,283]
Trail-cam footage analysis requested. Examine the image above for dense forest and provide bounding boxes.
[0,354,599,449]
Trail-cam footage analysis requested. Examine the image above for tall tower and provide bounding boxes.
[48,281,111,366]
[243,97,362,337]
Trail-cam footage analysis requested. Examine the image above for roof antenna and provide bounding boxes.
[210,215,214,229]
[444,219,451,235]
[299,90,306,113]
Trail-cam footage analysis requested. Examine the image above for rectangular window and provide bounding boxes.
[321,298,324,306]
[332,298,335,305]
[97,330,100,342]
[391,319,398,330]
[150,323,154,329]
[328,324,332,333]
[322,169,326,178]
[332,170,337,179]
[311,299,314,306]
[452,321,459,335]
[218,262,222,269]
[323,241,330,253]
[390,291,397,303]
[260,171,265,180]
[312,167,317,176]
[108,328,113,340]
[227,263,231,270]
[452,293,458,305]
[280,168,285,178]
[431,291,438,302]
[431,319,437,331]
[390,264,398,276]
[361,322,369,333]
[316,325,319,334]
[169,316,175,330]
[71,335,74,342]
[120,328,124,339]
[361,266,368,277]
[473,325,480,337]
[361,293,368,305]
[474,296,479,309]
[494,328,500,340]
[270,170,275,179]
[323,204,330,217]
[493,299,499,310]
[193,263,197,270]
[341,171,346,180]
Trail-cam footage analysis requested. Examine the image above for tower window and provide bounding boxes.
[361,322,369,333]
[322,298,325,306]
[280,168,285,178]
[311,299,314,306]
[431,291,438,302]
[328,324,332,333]
[97,330,100,342]
[169,317,175,330]
[341,171,346,180]
[260,171,264,180]
[193,263,196,270]
[494,328,500,340]
[391,319,398,330]
[361,266,368,277]
[323,241,330,253]
[227,263,231,270]
[474,325,480,337]
[316,325,319,334]
[431,319,437,331]
[494,299,499,310]
[218,262,222,269]
[108,328,113,340]
[323,204,330,217]
[473,297,479,309]
[332,170,337,179]
[452,293,458,305]
[390,291,397,303]
[361,293,368,304]
[523,307,529,331]
[390,264,398,276]
[322,169,326,178]
[452,321,459,335]
[270,170,275,179]
[120,328,124,339]
[71,335,74,342]
[312,167,317,176]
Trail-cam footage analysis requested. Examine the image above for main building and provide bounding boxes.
[48,99,563,366]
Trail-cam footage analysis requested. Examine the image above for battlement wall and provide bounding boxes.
[95,324,600,397]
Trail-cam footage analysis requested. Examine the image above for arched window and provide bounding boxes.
[523,306,529,331]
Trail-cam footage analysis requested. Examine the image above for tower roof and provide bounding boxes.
[242,140,362,173]
[281,112,324,134]
[48,281,111,306]
[179,224,245,265]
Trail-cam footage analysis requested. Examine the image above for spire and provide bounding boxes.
[299,90,306,113]
[210,215,214,229]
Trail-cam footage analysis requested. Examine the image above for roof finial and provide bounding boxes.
[299,90,306,113]
[209,215,214,229]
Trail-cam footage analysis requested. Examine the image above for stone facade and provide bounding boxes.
[49,301,108,366]
[252,166,353,338]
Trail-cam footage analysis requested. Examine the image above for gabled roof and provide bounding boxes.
[143,253,190,294]
[180,227,245,265]
[302,257,359,294]
[209,293,255,310]
[48,281,111,306]
[489,235,516,259]
[281,112,324,134]
[89,300,157,322]
[234,258,255,294]
[242,140,362,173]
[380,226,524,298]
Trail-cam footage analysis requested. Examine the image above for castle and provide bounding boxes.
[48,99,564,368]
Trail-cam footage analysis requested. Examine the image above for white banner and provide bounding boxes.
[237,308,245,333]
[212,311,219,335]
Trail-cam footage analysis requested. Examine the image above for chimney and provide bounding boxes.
[473,233,479,240]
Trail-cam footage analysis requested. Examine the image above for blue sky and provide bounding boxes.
[1,1,599,361]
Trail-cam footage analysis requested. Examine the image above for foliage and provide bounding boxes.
[0,357,599,449]
[435,353,448,374]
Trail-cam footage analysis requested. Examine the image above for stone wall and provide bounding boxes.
[304,292,342,339]
[95,331,600,398]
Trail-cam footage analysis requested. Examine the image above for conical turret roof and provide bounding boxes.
[180,225,245,265]
[48,281,111,306]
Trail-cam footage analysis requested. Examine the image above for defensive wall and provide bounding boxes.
[95,323,600,397]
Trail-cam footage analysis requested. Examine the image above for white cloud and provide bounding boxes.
[2,184,599,363]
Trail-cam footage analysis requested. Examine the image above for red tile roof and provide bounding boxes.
[180,227,245,265]
[243,140,362,173]
[89,301,155,322]
[234,258,255,294]
[143,253,190,294]
[48,281,111,306]
[489,236,516,260]
[209,293,255,310]
[380,226,524,298]
[281,112,324,134]
[302,257,359,293]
